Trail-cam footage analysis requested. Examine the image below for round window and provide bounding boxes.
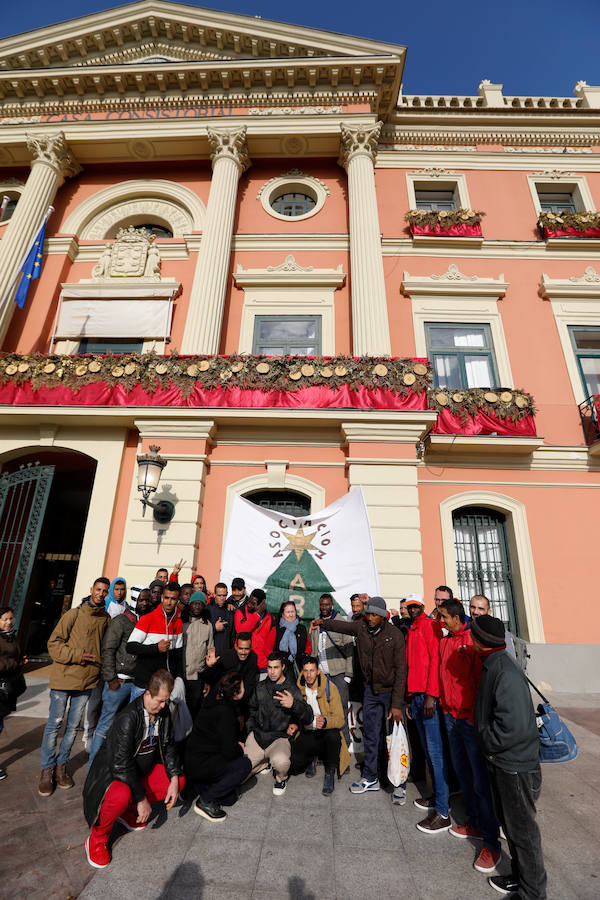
[270,192,316,218]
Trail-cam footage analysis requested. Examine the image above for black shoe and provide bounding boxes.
[488,875,520,895]
[305,758,318,778]
[322,768,335,796]
[0,767,6,781]
[193,796,227,822]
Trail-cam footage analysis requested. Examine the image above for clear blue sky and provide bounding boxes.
[2,0,600,98]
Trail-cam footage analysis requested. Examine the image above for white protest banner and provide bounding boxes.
[220,487,379,620]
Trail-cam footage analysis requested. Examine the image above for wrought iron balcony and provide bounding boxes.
[578,396,600,445]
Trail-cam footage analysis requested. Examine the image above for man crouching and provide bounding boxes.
[82,669,184,869]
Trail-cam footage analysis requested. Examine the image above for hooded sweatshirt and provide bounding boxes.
[106,576,127,619]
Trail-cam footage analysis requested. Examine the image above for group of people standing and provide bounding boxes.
[0,566,547,900]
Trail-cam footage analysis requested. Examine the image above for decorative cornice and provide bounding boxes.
[411,167,458,177]
[26,131,81,179]
[402,265,508,297]
[540,269,600,299]
[207,125,250,173]
[234,256,345,287]
[266,255,313,273]
[338,121,382,169]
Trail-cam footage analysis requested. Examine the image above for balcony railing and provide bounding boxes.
[578,396,600,445]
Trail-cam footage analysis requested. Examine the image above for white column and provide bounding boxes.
[0,132,80,344]
[339,122,391,357]
[181,126,250,354]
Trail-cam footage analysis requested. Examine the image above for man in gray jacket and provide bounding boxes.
[472,614,546,900]
[245,651,313,796]
[183,591,214,718]
[88,587,151,764]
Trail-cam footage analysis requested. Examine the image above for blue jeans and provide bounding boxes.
[130,684,145,701]
[410,693,449,817]
[444,713,500,852]
[88,680,135,765]
[362,684,391,782]
[40,689,91,770]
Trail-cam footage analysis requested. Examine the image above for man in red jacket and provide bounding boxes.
[234,589,275,678]
[438,598,501,876]
[405,593,450,834]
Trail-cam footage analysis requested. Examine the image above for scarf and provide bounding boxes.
[0,627,15,641]
[279,617,299,660]
[366,624,383,636]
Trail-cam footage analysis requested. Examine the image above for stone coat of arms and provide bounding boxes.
[92,226,161,280]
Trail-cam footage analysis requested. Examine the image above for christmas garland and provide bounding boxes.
[538,211,600,232]
[428,387,536,423]
[405,208,485,228]
[0,352,432,398]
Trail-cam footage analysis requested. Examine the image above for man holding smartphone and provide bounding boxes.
[126,583,184,696]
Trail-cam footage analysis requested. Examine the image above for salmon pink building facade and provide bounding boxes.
[0,1,599,687]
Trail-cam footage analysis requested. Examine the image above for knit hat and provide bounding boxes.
[471,614,506,648]
[189,591,207,606]
[363,595,387,617]
[127,585,148,611]
[405,593,424,607]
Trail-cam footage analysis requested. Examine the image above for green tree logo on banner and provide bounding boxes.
[264,525,345,621]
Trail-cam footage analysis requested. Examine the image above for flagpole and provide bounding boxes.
[0,205,54,307]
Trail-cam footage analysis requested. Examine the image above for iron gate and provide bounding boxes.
[452,506,519,634]
[0,463,54,627]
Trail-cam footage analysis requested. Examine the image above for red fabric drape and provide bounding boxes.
[543,226,600,239]
[432,409,537,437]
[0,381,428,411]
[410,223,483,237]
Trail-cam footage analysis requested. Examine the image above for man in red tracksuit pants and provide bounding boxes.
[82,669,184,868]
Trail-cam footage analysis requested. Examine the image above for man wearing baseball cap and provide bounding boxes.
[471,615,547,899]
[405,593,450,834]
[312,595,406,799]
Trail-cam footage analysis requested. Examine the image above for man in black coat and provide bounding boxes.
[205,587,235,655]
[82,669,183,870]
[472,615,547,900]
[203,632,258,731]
[245,651,313,796]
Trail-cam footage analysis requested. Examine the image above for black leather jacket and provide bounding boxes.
[83,695,182,826]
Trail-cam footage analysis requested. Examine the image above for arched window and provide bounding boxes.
[133,223,173,239]
[0,197,18,223]
[245,489,311,517]
[452,505,519,633]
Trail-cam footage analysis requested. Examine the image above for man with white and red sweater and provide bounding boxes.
[438,597,501,876]
[126,583,183,696]
[234,588,275,679]
[405,593,450,834]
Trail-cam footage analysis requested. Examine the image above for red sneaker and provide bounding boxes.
[117,813,147,832]
[449,822,483,840]
[474,847,502,873]
[85,835,110,869]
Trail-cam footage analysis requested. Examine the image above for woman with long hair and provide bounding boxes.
[0,607,27,780]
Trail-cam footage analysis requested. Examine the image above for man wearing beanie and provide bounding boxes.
[472,615,547,900]
[182,592,214,718]
[312,595,406,799]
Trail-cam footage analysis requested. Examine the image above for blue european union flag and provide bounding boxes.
[14,220,47,310]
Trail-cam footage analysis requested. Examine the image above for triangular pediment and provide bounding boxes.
[0,0,405,69]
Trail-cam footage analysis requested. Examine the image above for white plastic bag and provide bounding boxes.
[386,720,410,787]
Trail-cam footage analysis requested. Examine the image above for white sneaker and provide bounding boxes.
[257,763,272,776]
[349,777,379,794]
[272,778,288,797]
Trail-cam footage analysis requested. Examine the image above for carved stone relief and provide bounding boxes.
[92,226,161,280]
[86,199,191,240]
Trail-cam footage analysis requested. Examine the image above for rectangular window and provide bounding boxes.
[415,189,456,212]
[537,192,576,214]
[569,326,600,398]
[78,338,144,355]
[425,323,498,390]
[252,315,321,356]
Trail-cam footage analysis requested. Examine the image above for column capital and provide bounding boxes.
[26,131,81,180]
[338,121,383,170]
[207,125,251,175]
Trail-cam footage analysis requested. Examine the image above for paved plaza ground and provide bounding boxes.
[1,677,599,900]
